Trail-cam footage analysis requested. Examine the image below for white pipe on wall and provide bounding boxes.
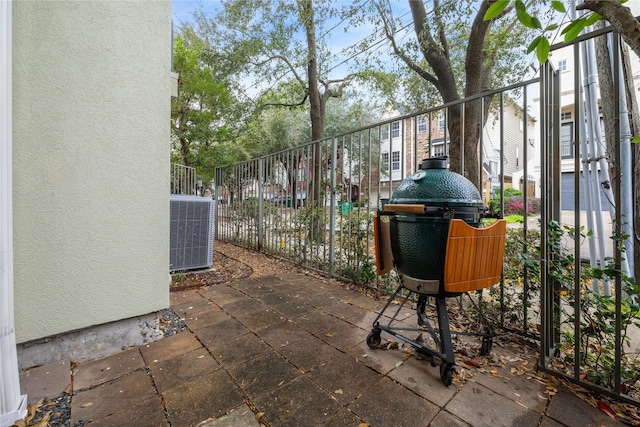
[0,1,27,425]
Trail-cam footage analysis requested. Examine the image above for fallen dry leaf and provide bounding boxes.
[597,401,617,419]
[80,402,94,408]
[463,358,480,368]
[255,412,269,425]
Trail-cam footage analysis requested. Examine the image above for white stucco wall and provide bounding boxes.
[12,1,171,342]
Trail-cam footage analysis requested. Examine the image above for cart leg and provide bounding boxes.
[435,297,455,385]
[416,295,428,326]
[366,327,382,348]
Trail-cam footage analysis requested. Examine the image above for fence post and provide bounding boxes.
[328,137,338,277]
[258,158,264,250]
[540,62,559,362]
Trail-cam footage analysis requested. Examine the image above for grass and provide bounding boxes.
[504,214,524,223]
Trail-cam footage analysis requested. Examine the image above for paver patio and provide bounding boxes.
[20,272,624,426]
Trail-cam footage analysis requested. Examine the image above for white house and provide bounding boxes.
[378,99,536,203]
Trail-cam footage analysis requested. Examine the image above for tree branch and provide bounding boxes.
[260,93,309,108]
[577,0,640,59]
[253,53,307,87]
[377,1,440,87]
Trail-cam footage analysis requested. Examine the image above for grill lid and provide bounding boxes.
[389,156,483,208]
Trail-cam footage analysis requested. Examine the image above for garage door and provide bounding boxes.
[561,171,612,211]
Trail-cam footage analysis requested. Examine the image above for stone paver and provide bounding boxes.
[163,369,245,427]
[147,347,220,394]
[258,320,312,348]
[139,330,202,364]
[471,362,548,413]
[346,341,410,375]
[73,347,144,390]
[308,351,380,405]
[199,404,260,427]
[83,396,167,427]
[171,296,217,317]
[198,285,246,306]
[195,318,250,347]
[429,410,472,427]
[227,350,301,400]
[277,334,343,373]
[546,389,625,426]
[253,376,342,427]
[445,381,542,427]
[182,307,231,331]
[348,376,440,426]
[18,272,629,427]
[387,355,457,407]
[206,332,271,367]
[316,317,365,351]
[19,360,71,405]
[70,370,157,425]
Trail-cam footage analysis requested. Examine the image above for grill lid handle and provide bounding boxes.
[382,203,426,214]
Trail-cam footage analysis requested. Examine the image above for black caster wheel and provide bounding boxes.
[440,363,453,386]
[480,336,493,356]
[366,330,381,348]
[430,356,437,367]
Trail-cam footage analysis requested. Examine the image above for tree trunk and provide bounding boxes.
[298,0,324,204]
[622,46,640,282]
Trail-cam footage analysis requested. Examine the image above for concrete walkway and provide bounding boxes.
[20,273,624,426]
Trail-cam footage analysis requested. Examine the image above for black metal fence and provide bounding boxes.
[214,29,639,403]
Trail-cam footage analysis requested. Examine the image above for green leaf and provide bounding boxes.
[511,0,543,28]
[545,23,558,32]
[585,12,603,26]
[551,0,566,13]
[515,1,539,29]
[562,18,586,42]
[631,135,640,143]
[484,0,511,21]
[536,37,550,63]
[531,17,542,30]
[527,36,542,54]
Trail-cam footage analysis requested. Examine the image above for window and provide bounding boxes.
[391,121,400,138]
[560,122,573,158]
[558,59,567,72]
[381,152,389,173]
[432,143,445,157]
[561,111,572,121]
[438,113,445,130]
[516,146,519,167]
[381,124,389,140]
[391,151,400,171]
[519,117,524,132]
[417,116,427,133]
[297,168,306,182]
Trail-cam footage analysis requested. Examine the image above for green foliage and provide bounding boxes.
[485,220,640,392]
[337,209,376,285]
[292,203,327,246]
[544,221,640,390]
[483,0,605,63]
[171,26,244,181]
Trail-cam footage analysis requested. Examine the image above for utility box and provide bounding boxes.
[169,195,215,272]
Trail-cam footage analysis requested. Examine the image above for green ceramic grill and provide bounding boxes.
[386,157,485,291]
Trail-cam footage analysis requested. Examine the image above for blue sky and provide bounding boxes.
[172,1,221,26]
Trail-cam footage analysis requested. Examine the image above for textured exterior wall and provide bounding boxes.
[12,0,171,342]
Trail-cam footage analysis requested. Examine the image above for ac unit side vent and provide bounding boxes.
[169,195,215,272]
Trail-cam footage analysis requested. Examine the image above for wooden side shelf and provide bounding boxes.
[443,219,507,293]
